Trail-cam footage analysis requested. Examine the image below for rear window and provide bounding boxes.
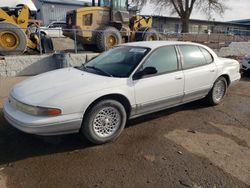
[199,47,213,64]
[179,45,207,69]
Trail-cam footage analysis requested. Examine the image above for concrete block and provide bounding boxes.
[0,52,99,77]
[86,53,99,61]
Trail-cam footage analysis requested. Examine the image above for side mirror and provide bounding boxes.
[143,67,157,75]
[133,67,157,80]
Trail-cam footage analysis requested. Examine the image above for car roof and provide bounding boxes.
[120,41,207,50]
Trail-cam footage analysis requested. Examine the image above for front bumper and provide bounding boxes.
[3,99,83,136]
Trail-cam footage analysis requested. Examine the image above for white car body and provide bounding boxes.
[3,41,241,137]
[241,54,250,73]
[40,21,66,38]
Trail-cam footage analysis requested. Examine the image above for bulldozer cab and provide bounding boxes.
[92,0,127,10]
[112,0,128,11]
[111,0,129,24]
[92,0,129,24]
[93,0,110,7]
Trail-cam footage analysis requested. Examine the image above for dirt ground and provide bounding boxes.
[0,75,250,188]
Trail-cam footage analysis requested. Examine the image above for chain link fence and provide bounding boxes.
[42,27,250,53]
[1,26,250,56]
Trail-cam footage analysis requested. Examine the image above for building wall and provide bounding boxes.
[34,1,83,25]
[152,16,250,35]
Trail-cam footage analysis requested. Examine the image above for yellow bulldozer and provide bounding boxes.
[0,3,53,56]
[63,0,159,52]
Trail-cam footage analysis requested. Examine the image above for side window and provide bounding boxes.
[179,45,206,69]
[53,23,60,28]
[83,14,93,26]
[49,24,55,28]
[200,47,213,64]
[142,46,178,74]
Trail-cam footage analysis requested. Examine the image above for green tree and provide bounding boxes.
[132,0,228,33]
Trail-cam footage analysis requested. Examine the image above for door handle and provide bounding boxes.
[175,76,183,80]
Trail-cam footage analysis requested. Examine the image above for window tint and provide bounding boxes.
[85,46,150,77]
[179,45,206,69]
[142,46,178,74]
[200,47,213,64]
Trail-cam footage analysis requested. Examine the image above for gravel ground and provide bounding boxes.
[0,75,250,188]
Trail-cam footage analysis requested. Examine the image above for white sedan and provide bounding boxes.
[3,41,241,144]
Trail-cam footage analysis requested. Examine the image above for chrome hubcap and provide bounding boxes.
[93,107,121,138]
[213,80,226,101]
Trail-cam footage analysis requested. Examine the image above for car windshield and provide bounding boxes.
[82,46,150,78]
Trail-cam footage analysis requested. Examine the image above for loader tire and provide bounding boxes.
[96,26,122,52]
[143,28,159,41]
[0,22,27,56]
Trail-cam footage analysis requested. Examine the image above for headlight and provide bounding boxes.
[9,96,61,116]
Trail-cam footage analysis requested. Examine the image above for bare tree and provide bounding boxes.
[132,0,228,33]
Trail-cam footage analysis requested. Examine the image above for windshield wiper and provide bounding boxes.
[85,66,113,77]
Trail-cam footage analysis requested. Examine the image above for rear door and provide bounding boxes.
[178,45,217,102]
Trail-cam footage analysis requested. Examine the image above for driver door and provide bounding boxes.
[133,46,184,115]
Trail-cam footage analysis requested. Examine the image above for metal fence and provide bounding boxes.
[1,26,250,56]
[44,28,250,52]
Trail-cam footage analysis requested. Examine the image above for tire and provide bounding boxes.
[143,28,159,41]
[40,35,54,53]
[0,22,27,56]
[96,26,122,52]
[206,77,227,105]
[81,100,127,144]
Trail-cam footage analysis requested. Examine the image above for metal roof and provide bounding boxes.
[38,0,87,6]
[230,19,250,26]
[150,15,250,28]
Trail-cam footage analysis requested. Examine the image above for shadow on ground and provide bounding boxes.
[241,74,250,81]
[0,99,209,166]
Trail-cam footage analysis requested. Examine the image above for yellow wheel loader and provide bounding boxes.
[0,3,53,56]
[63,0,159,52]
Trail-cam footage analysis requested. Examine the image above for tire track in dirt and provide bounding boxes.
[165,123,250,186]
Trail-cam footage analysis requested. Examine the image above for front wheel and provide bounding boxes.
[206,77,227,105]
[81,100,127,144]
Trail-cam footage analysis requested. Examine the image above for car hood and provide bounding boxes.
[11,68,124,105]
